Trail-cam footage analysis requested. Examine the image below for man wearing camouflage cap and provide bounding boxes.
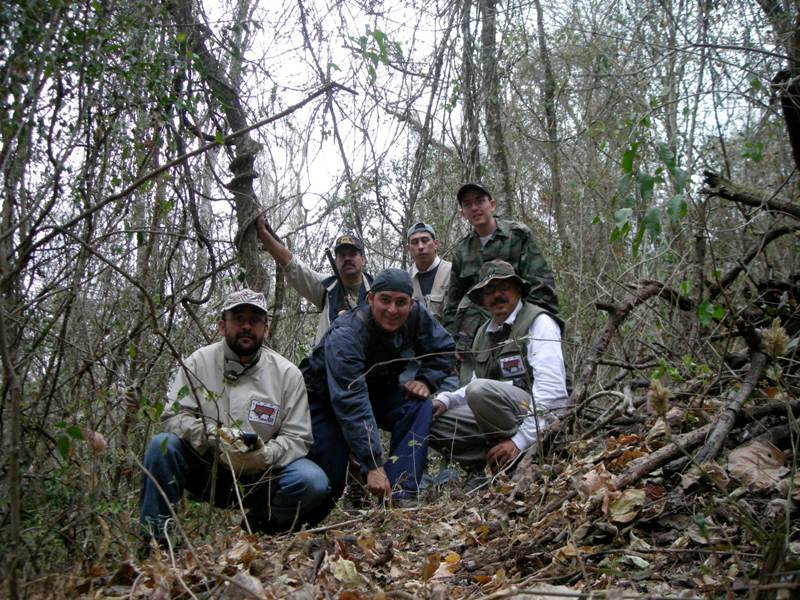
[443,183,559,383]
[430,260,568,475]
[140,290,329,546]
[257,213,372,344]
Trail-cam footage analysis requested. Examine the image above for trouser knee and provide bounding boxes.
[144,432,184,469]
[465,379,522,434]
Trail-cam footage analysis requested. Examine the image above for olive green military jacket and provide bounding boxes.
[442,218,558,351]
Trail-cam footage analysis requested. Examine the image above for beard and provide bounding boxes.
[226,332,262,359]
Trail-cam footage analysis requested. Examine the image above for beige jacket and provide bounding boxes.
[162,341,312,468]
[283,256,371,345]
[408,257,452,321]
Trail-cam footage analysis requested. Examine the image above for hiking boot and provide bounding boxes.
[464,469,490,493]
[390,495,421,509]
[419,467,463,501]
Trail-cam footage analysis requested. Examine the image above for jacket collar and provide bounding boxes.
[468,217,510,243]
[409,256,441,277]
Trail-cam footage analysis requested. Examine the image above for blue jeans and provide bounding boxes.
[305,383,432,522]
[140,433,329,541]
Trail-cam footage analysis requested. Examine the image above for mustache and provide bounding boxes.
[490,295,509,307]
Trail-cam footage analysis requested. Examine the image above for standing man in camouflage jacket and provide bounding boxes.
[443,183,559,382]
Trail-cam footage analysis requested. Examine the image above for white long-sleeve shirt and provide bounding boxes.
[434,300,568,450]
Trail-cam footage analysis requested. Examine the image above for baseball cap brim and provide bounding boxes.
[457,183,492,204]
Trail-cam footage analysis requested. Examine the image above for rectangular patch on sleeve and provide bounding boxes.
[249,399,279,426]
[499,354,526,378]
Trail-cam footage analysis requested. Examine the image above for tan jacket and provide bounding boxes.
[408,257,452,321]
[283,256,371,344]
[162,341,312,468]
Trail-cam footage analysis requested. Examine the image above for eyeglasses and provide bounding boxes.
[460,196,489,209]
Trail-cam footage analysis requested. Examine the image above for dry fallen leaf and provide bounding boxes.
[608,488,646,524]
[421,552,441,581]
[333,558,363,586]
[727,440,788,492]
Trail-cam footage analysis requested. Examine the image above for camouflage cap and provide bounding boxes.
[334,233,364,254]
[221,289,268,315]
[466,259,531,304]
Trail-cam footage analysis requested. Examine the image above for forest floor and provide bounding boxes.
[28,387,800,600]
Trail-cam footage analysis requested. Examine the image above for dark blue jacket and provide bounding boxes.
[304,303,455,469]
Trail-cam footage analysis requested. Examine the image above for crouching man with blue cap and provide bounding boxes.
[301,268,455,514]
[139,290,329,545]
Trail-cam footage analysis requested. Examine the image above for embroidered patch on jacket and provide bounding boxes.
[249,400,279,426]
[499,354,525,378]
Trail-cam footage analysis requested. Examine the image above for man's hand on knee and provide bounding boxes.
[486,439,520,472]
[404,379,430,399]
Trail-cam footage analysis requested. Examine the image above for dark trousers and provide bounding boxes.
[306,385,432,516]
[140,433,329,541]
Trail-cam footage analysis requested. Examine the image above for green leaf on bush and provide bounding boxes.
[370,29,389,64]
[698,302,725,326]
[621,143,638,175]
[667,195,687,223]
[66,425,85,440]
[57,436,71,459]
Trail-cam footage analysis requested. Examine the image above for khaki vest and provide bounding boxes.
[470,303,560,392]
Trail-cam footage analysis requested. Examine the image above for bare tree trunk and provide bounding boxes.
[461,0,480,181]
[757,0,800,172]
[0,108,26,600]
[168,0,270,291]
[406,9,456,227]
[533,0,566,243]
[479,0,514,217]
